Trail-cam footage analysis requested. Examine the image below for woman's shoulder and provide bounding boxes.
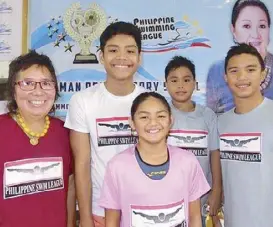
[0,113,8,119]
[0,114,16,135]
[49,116,69,133]
[0,113,12,124]
[50,116,64,124]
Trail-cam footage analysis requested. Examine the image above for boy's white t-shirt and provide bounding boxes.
[64,83,146,216]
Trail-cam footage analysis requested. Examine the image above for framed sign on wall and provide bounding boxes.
[0,0,28,114]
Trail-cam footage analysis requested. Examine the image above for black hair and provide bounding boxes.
[164,56,196,81]
[100,21,142,53]
[232,0,271,27]
[224,43,265,73]
[131,92,171,119]
[7,50,59,113]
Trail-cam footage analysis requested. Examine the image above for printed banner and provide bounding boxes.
[28,0,273,118]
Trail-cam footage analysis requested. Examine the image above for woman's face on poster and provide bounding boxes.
[232,6,270,56]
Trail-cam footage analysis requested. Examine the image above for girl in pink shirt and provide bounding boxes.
[99,92,210,227]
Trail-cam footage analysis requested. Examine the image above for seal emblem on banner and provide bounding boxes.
[63,2,107,64]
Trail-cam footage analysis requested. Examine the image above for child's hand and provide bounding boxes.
[212,216,222,227]
[207,189,221,216]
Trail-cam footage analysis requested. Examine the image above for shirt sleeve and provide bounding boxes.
[189,156,211,202]
[206,108,220,151]
[64,92,89,133]
[99,161,121,210]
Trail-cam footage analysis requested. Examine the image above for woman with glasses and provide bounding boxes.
[0,50,75,227]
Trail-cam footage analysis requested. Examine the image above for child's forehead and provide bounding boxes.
[105,34,137,46]
[169,67,194,77]
[138,97,167,109]
[227,54,261,69]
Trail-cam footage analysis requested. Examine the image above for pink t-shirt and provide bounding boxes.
[99,145,210,227]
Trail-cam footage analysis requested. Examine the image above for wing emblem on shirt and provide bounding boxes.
[169,135,206,143]
[7,163,60,174]
[133,207,182,223]
[98,123,131,131]
[220,137,258,147]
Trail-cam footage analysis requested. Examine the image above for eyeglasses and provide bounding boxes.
[15,80,56,91]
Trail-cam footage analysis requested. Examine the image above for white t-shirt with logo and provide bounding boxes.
[64,83,146,216]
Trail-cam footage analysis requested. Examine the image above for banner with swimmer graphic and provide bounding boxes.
[28,0,273,118]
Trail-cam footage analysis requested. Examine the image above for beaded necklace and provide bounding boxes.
[14,113,50,145]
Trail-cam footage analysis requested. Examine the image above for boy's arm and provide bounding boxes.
[70,130,93,227]
[208,149,222,215]
[189,199,202,227]
[65,93,93,227]
[207,109,222,216]
[105,209,121,227]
